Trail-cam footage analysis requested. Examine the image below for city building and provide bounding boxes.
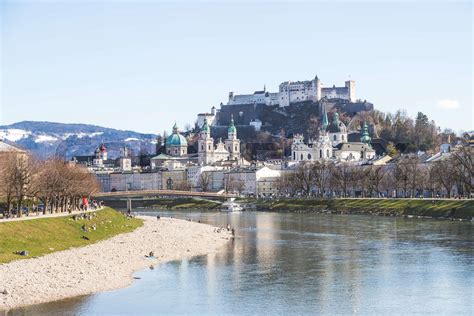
[0,139,27,167]
[224,166,281,196]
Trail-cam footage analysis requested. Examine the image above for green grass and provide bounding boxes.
[0,207,143,264]
[249,198,474,219]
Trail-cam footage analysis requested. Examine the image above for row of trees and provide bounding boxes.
[0,153,99,217]
[278,145,472,198]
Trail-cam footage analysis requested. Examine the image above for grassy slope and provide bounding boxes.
[0,207,142,264]
[246,198,474,219]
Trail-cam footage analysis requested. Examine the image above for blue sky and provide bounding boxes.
[1,0,472,134]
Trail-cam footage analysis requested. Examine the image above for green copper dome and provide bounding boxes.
[228,115,237,133]
[360,121,372,144]
[166,123,188,147]
[328,112,340,133]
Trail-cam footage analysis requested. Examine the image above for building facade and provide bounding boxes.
[198,117,241,165]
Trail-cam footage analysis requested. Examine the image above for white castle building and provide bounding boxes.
[198,116,241,165]
[227,75,356,107]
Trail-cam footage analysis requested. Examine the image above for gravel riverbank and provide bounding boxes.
[0,216,231,310]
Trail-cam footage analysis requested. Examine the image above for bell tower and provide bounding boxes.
[225,115,241,160]
[198,118,214,164]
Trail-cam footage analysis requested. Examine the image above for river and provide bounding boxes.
[10,210,474,315]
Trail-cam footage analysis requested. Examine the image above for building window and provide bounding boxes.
[333,135,337,141]
[300,154,303,160]
[327,149,330,157]
[293,152,296,160]
[308,154,312,160]
[320,149,323,158]
[342,135,345,141]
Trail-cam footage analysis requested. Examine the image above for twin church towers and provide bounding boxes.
[198,116,241,165]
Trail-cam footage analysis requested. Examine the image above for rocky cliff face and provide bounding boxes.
[216,99,373,137]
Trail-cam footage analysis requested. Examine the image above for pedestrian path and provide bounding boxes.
[0,207,104,223]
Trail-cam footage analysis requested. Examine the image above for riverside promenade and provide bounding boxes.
[0,208,103,223]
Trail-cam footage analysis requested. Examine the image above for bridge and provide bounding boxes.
[93,190,237,212]
[93,189,237,199]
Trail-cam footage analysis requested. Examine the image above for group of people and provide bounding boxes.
[80,200,104,211]
[214,224,235,236]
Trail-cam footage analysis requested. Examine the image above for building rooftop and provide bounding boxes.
[0,139,25,153]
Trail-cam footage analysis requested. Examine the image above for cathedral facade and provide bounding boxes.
[198,116,241,165]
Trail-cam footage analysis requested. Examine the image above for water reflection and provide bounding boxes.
[7,211,473,315]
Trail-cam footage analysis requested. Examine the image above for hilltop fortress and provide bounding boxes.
[227,75,356,107]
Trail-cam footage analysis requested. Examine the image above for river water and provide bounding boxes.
[11,210,474,315]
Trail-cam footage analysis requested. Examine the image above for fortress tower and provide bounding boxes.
[345,80,356,102]
[314,75,322,101]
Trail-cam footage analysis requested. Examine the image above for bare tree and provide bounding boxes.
[449,144,472,196]
[198,171,212,192]
[431,159,456,197]
[330,163,355,197]
[225,175,246,195]
[366,165,386,197]
[311,161,331,197]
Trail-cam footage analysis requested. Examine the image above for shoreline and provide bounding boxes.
[100,196,474,221]
[0,216,231,311]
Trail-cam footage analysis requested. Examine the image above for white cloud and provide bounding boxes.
[437,99,460,109]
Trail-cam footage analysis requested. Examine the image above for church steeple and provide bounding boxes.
[172,122,178,134]
[225,114,240,160]
[228,115,237,135]
[200,118,210,139]
[202,118,210,133]
[360,121,372,145]
[321,106,329,131]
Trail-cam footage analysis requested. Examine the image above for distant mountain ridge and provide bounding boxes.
[0,121,158,159]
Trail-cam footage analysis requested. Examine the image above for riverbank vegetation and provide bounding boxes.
[238,198,474,219]
[0,207,142,264]
[0,153,99,218]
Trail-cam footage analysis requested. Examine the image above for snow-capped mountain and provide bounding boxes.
[0,121,158,159]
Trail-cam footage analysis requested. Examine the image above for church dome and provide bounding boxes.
[166,123,188,147]
[328,112,347,133]
[166,133,187,147]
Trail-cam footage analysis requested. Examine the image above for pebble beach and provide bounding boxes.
[0,216,231,310]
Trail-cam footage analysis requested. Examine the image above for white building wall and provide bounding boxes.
[110,172,162,191]
[196,114,216,128]
[227,76,355,107]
